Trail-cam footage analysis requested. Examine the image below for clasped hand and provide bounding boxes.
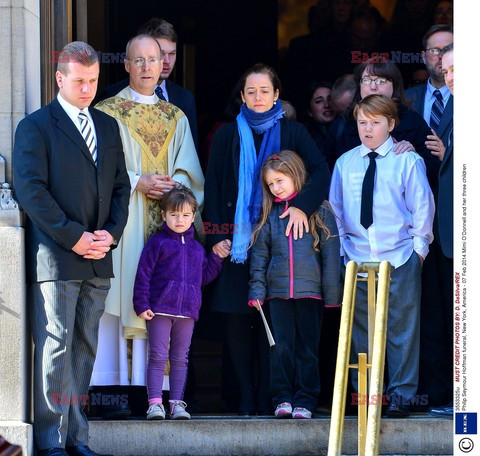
[72,230,114,259]
[136,173,177,199]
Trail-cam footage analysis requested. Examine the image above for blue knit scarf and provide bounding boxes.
[231,101,284,263]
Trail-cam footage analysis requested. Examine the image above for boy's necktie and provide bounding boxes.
[360,151,378,229]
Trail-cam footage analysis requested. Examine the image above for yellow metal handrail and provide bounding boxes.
[327,260,391,456]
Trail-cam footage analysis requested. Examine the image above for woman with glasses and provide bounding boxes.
[203,63,330,416]
[324,58,437,184]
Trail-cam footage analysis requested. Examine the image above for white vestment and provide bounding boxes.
[91,86,204,385]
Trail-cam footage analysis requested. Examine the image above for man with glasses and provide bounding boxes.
[91,35,204,417]
[406,25,454,418]
[406,24,453,149]
[98,18,198,150]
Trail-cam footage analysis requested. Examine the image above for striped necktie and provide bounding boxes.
[155,85,166,101]
[429,89,444,132]
[78,111,97,165]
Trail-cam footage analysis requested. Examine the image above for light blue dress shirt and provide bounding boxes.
[423,79,451,129]
[329,136,435,268]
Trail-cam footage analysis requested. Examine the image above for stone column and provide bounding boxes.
[0,0,40,454]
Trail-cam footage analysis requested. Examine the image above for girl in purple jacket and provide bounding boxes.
[133,187,229,420]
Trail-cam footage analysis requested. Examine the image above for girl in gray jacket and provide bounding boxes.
[248,150,341,419]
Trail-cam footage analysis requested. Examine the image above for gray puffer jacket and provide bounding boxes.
[249,200,341,306]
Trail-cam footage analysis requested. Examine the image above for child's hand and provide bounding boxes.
[139,309,155,320]
[248,299,263,310]
[213,239,231,258]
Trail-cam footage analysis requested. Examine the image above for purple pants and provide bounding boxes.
[146,315,195,401]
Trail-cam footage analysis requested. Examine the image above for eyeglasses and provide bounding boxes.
[424,48,442,56]
[128,57,162,67]
[360,77,390,86]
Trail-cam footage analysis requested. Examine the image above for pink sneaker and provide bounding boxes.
[292,407,312,419]
[274,402,293,418]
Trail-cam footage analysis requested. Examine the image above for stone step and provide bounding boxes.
[88,415,453,456]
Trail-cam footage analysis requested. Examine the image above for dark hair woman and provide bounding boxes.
[203,63,330,415]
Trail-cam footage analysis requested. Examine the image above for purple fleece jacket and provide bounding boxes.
[133,224,223,321]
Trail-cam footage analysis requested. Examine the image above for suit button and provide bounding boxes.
[99,197,103,203]
[227,201,232,207]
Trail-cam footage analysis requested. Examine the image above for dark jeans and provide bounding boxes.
[269,298,323,412]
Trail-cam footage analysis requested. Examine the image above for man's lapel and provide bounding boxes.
[50,98,97,167]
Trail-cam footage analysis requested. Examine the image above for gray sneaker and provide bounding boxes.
[169,400,191,420]
[147,402,166,420]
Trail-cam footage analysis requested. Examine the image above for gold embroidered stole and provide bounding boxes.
[97,97,183,241]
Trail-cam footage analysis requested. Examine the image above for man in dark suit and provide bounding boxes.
[405,24,453,151]
[13,41,130,456]
[97,18,198,149]
[424,43,454,418]
[405,25,454,417]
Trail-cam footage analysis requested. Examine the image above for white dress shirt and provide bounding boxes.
[57,93,97,146]
[329,136,435,268]
[423,79,451,127]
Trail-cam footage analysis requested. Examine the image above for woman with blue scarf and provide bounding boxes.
[204,63,330,415]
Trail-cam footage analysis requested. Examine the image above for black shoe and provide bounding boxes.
[66,445,113,456]
[37,449,69,456]
[428,404,453,418]
[385,402,410,417]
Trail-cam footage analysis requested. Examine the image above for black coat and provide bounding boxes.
[203,118,331,313]
[436,138,453,259]
[13,98,131,283]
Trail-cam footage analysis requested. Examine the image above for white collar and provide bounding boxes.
[128,87,157,104]
[359,136,394,158]
[57,93,92,123]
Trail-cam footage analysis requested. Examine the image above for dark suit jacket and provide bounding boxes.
[437,137,453,259]
[406,83,454,258]
[96,78,198,148]
[13,98,131,283]
[405,83,453,147]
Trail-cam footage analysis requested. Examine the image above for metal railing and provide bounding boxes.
[328,260,392,456]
